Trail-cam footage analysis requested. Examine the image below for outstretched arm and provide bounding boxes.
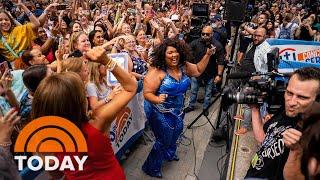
[185,46,215,77]
[85,47,137,131]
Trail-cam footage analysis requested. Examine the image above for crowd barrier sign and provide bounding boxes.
[109,91,147,159]
[267,39,320,72]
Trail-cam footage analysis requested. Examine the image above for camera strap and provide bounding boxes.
[0,36,24,58]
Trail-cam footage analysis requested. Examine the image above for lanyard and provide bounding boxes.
[1,36,23,58]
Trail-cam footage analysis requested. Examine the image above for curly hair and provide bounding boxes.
[151,39,193,69]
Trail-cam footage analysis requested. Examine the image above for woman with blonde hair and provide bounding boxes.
[68,32,91,58]
[86,62,122,110]
[32,47,137,179]
[61,57,89,82]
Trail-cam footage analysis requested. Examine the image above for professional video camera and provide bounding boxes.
[222,48,288,114]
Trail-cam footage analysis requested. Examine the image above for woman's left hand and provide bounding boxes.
[0,70,13,92]
[0,108,20,145]
[107,84,123,101]
[45,3,59,12]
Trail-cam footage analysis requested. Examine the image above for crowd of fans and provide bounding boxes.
[0,0,319,179]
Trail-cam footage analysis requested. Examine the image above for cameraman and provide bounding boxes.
[185,26,225,113]
[245,67,320,180]
[234,27,271,135]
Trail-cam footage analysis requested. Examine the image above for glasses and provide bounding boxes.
[201,33,212,36]
[128,18,135,21]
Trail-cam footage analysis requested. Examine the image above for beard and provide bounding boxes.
[201,38,212,47]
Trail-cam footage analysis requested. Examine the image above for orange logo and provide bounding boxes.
[110,107,132,148]
[14,116,88,153]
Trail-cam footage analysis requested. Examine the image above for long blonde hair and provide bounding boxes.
[69,31,86,53]
[88,62,108,91]
[61,57,84,73]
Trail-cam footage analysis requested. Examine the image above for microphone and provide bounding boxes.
[226,72,253,79]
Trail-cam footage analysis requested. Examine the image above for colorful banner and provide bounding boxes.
[267,39,320,72]
[109,92,147,158]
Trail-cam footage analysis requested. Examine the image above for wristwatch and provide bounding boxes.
[217,74,223,77]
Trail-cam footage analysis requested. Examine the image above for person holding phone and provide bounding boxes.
[142,39,215,178]
[0,0,40,69]
[0,67,19,116]
[185,26,225,114]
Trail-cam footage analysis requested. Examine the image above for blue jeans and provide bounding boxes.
[189,77,216,109]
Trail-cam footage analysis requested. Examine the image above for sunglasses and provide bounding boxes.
[201,33,212,36]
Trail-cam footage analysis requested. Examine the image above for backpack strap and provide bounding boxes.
[287,23,294,29]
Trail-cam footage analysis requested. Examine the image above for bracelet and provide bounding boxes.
[104,96,111,103]
[26,11,33,17]
[0,141,12,147]
[107,60,117,71]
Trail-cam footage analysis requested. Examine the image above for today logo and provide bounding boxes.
[110,107,132,148]
[14,116,88,171]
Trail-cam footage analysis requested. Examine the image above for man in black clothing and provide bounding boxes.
[185,26,225,113]
[245,67,320,180]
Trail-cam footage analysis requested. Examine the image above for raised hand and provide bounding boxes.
[149,19,160,30]
[0,69,13,92]
[206,45,216,56]
[45,3,59,13]
[0,108,20,145]
[84,46,109,65]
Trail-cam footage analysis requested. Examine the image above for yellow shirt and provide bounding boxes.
[0,23,36,62]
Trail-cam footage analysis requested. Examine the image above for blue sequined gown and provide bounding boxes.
[142,68,191,176]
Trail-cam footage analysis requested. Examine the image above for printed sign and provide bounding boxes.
[14,116,88,171]
[267,39,320,72]
[107,53,129,86]
[109,92,146,156]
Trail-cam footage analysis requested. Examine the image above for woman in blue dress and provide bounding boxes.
[142,39,216,178]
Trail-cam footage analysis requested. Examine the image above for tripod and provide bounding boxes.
[187,93,221,129]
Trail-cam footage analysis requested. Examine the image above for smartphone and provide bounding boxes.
[127,8,136,14]
[58,37,64,48]
[101,9,107,15]
[56,4,67,10]
[50,15,58,23]
[178,33,184,40]
[146,35,152,40]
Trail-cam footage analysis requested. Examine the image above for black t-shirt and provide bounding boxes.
[189,38,225,81]
[240,45,256,74]
[245,111,299,180]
